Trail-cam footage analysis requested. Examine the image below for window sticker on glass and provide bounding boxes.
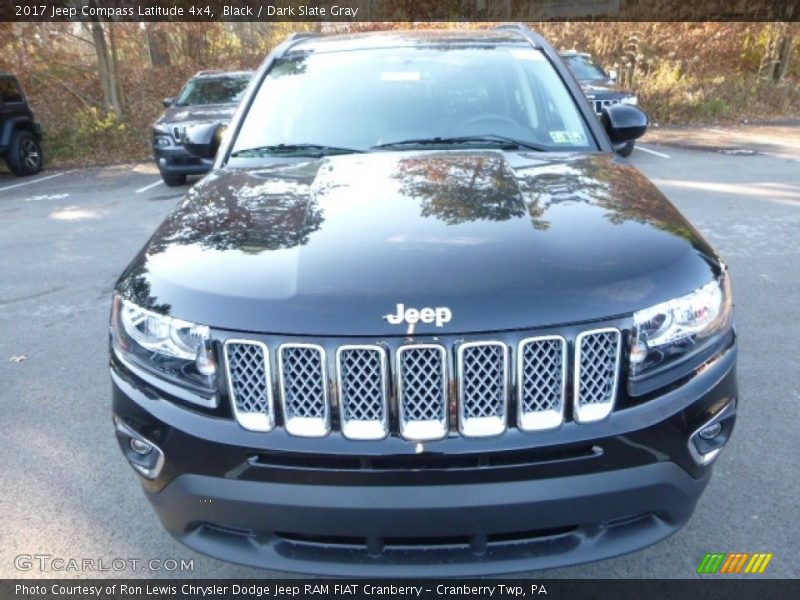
[510,49,545,61]
[549,130,587,144]
[380,71,421,81]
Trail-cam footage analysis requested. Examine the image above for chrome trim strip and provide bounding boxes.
[336,344,389,441]
[277,343,330,438]
[223,339,275,432]
[573,327,621,424]
[456,341,508,438]
[396,343,448,442]
[516,335,567,432]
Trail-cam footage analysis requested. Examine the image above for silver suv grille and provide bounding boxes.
[278,344,329,437]
[574,329,621,423]
[397,345,448,441]
[223,340,274,432]
[223,327,623,440]
[457,342,507,437]
[518,336,567,431]
[337,346,388,440]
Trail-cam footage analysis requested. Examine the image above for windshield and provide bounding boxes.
[175,75,250,106]
[230,46,595,160]
[562,55,608,82]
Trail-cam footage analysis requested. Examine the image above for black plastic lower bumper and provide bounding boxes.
[153,145,210,176]
[149,463,707,576]
[111,336,737,575]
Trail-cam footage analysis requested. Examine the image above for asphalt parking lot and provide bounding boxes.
[1,126,798,579]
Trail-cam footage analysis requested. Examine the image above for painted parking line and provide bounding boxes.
[135,179,163,194]
[636,144,671,158]
[0,171,70,193]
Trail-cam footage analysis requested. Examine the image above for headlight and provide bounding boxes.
[620,95,638,105]
[630,273,732,377]
[111,296,217,396]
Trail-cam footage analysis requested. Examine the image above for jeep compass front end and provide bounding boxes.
[110,27,737,576]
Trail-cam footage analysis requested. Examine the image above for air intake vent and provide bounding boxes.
[457,342,507,437]
[574,328,621,423]
[337,345,389,440]
[396,345,448,441]
[278,344,329,437]
[517,336,566,431]
[223,340,274,432]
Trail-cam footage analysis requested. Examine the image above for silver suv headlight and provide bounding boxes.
[111,296,217,398]
[630,272,733,377]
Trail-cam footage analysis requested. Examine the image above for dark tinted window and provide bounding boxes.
[0,78,24,103]
[175,75,250,106]
[562,55,608,82]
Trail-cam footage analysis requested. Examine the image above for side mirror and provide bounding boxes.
[601,105,648,145]
[608,69,618,82]
[162,97,174,108]
[182,122,226,160]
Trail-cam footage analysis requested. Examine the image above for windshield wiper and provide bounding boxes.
[231,143,364,158]
[371,135,547,152]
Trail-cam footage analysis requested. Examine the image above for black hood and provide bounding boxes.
[119,151,720,336]
[579,80,633,97]
[155,103,238,127]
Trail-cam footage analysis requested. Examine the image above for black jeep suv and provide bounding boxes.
[0,73,43,176]
[560,50,640,157]
[111,26,737,576]
[152,70,252,186]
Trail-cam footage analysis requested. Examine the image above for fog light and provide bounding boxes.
[130,438,153,455]
[629,341,648,364]
[698,422,722,440]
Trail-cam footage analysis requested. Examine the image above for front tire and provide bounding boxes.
[616,141,635,157]
[161,173,187,187]
[6,130,43,176]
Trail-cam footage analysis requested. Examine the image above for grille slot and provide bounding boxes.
[278,344,329,437]
[517,336,567,431]
[396,345,448,441]
[337,345,389,440]
[457,342,507,437]
[574,328,621,423]
[223,340,274,432]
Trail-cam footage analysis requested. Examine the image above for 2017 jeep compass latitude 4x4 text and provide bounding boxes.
[110,26,737,576]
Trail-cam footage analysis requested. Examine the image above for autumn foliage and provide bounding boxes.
[0,21,797,167]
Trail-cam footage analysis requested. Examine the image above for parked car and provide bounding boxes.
[559,50,640,156]
[111,26,737,576]
[0,73,43,176]
[152,70,252,186]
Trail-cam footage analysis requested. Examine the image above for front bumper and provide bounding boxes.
[152,144,211,177]
[111,335,737,575]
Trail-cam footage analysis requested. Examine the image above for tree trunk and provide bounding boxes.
[145,23,171,67]
[108,23,124,117]
[88,21,123,119]
[772,34,794,83]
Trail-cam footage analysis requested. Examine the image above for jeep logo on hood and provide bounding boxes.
[383,303,452,328]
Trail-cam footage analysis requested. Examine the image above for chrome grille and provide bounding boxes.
[337,345,388,440]
[172,125,184,143]
[457,342,507,437]
[223,340,274,432]
[574,328,621,423]
[396,345,448,441]
[223,326,624,437]
[517,336,567,431]
[278,344,329,437]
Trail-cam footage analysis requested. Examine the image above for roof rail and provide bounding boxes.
[493,23,530,32]
[492,23,547,48]
[286,32,319,43]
